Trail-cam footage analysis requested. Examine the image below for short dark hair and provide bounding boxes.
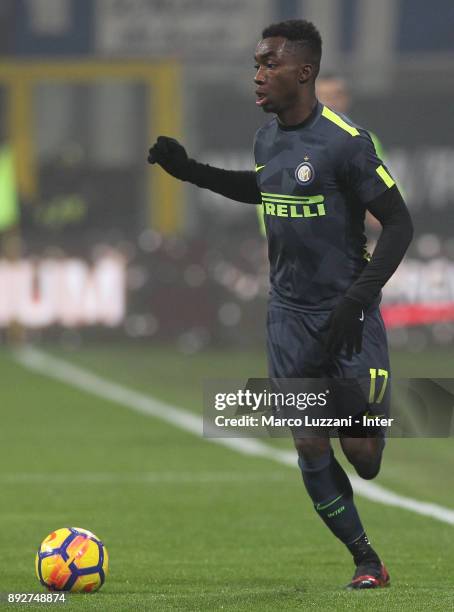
[262,19,322,76]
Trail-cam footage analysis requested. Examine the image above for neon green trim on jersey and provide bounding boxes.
[263,197,317,205]
[321,106,359,137]
[370,131,385,160]
[255,164,266,172]
[376,165,395,188]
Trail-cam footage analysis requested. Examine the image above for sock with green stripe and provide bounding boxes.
[298,449,366,547]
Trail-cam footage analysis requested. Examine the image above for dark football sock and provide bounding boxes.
[346,532,380,566]
[298,449,366,547]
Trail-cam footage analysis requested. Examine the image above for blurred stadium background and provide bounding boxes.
[0,0,453,355]
[1,2,454,609]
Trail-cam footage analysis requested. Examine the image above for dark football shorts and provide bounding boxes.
[266,305,391,438]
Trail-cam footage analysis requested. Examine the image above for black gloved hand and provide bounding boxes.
[147,136,192,180]
[323,297,365,360]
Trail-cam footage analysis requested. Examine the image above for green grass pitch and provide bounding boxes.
[0,344,453,610]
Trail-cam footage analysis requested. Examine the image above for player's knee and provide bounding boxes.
[341,437,384,480]
[346,449,382,479]
[354,461,381,480]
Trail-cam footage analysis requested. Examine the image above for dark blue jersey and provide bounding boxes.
[254,102,396,312]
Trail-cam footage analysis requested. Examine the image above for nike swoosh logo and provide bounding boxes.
[255,164,266,172]
[359,310,364,322]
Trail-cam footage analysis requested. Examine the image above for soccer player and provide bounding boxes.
[148,20,413,589]
[257,72,386,236]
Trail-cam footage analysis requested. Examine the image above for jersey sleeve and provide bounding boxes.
[340,130,396,205]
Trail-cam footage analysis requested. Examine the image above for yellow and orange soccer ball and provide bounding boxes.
[35,527,108,593]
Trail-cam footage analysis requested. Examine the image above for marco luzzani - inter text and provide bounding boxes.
[214,414,393,428]
[212,389,393,430]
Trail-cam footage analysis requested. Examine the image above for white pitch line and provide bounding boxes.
[13,346,454,526]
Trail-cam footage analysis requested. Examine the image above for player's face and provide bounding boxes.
[254,37,306,115]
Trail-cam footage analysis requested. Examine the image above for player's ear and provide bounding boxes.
[298,64,314,84]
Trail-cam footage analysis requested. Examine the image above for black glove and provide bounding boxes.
[323,297,365,360]
[147,136,193,180]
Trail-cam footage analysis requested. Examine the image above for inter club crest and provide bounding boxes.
[295,161,315,185]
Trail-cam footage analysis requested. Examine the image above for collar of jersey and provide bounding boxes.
[277,101,322,132]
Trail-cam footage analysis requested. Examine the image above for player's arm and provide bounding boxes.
[147,136,261,204]
[346,185,413,305]
[325,132,413,359]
